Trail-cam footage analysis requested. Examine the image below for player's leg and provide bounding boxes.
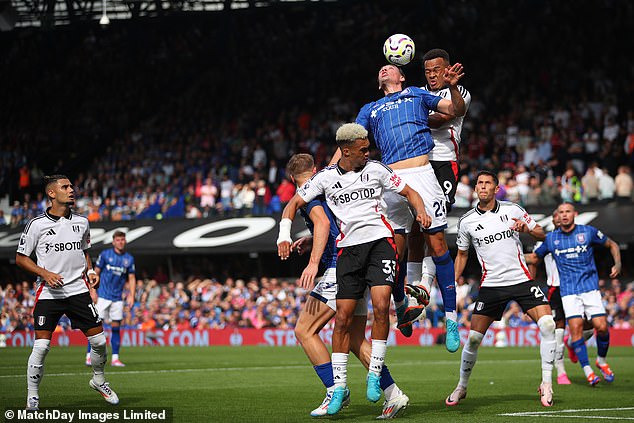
[328,298,357,415]
[294,272,339,417]
[349,299,409,419]
[87,298,109,365]
[564,318,594,363]
[109,301,125,366]
[583,290,614,382]
[68,292,119,404]
[562,293,600,385]
[545,285,571,384]
[446,313,494,406]
[525,303,556,407]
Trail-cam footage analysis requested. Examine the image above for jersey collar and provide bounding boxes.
[475,200,500,215]
[45,207,72,221]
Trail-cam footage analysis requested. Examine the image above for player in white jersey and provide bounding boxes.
[406,49,472,345]
[445,170,556,408]
[280,153,409,419]
[16,175,118,410]
[278,123,430,416]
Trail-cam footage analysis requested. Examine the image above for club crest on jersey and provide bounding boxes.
[72,225,80,233]
[361,173,369,183]
[123,259,129,267]
[38,316,46,326]
[554,239,560,245]
[576,233,586,244]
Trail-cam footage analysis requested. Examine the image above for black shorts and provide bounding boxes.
[33,292,102,332]
[430,160,459,206]
[473,280,550,320]
[540,283,565,321]
[336,238,398,300]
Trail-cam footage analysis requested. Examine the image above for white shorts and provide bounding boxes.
[310,267,368,316]
[95,298,124,322]
[562,290,606,320]
[383,164,447,233]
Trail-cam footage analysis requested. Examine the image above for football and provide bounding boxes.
[383,33,415,66]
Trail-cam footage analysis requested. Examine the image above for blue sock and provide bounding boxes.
[571,338,590,367]
[432,251,456,313]
[596,332,610,358]
[314,362,334,389]
[380,365,395,391]
[393,256,407,303]
[112,326,121,355]
[87,343,91,353]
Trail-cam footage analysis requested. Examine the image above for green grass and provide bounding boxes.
[1,346,633,422]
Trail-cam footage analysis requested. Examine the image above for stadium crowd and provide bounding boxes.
[2,1,634,226]
[2,274,633,336]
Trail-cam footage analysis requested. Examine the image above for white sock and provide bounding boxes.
[88,332,108,385]
[538,315,556,383]
[27,339,50,398]
[369,339,387,376]
[597,356,607,366]
[112,354,119,361]
[332,352,348,388]
[383,383,403,401]
[459,330,483,388]
[554,328,566,375]
[583,365,594,377]
[407,262,422,287]
[446,311,458,323]
[421,257,436,293]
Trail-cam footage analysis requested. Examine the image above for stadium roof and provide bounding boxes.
[2,0,332,30]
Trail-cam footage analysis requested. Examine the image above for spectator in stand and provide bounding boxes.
[598,168,616,202]
[560,167,583,203]
[614,165,633,203]
[454,175,473,208]
[582,167,600,203]
[0,210,7,226]
[199,177,218,216]
[253,179,271,216]
[275,177,296,209]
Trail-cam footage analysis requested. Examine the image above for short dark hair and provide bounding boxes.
[422,48,450,64]
[286,154,314,179]
[43,174,69,199]
[113,230,126,239]
[476,170,499,186]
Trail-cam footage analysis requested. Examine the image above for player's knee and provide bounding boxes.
[32,338,51,356]
[88,331,107,351]
[467,330,484,350]
[538,314,556,337]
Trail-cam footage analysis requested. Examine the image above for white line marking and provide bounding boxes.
[499,407,634,420]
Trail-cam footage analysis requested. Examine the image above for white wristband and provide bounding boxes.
[87,269,97,276]
[277,218,293,245]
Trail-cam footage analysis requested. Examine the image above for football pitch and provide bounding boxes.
[1,345,633,422]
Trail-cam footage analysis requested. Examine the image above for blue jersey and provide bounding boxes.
[299,195,339,269]
[534,224,607,296]
[356,86,441,165]
[96,248,136,301]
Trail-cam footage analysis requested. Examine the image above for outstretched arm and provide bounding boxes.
[398,184,431,229]
[435,63,466,117]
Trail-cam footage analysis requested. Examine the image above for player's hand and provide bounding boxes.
[292,236,313,256]
[443,63,465,87]
[42,270,64,288]
[416,210,432,229]
[610,263,621,278]
[88,272,100,290]
[299,262,319,290]
[511,217,529,233]
[278,240,292,260]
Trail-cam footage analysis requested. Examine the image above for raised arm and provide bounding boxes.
[435,63,466,117]
[277,193,308,260]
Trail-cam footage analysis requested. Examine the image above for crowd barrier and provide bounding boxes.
[3,327,633,348]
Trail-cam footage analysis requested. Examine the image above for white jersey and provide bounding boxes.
[534,241,560,287]
[457,201,536,287]
[297,160,404,248]
[423,84,471,162]
[17,209,91,300]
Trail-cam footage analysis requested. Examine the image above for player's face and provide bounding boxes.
[112,235,127,252]
[48,178,75,206]
[377,65,404,88]
[475,175,499,202]
[557,204,577,228]
[424,57,449,90]
[346,138,370,169]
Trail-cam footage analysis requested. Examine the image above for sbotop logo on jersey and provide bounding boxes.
[331,188,377,205]
[473,229,515,246]
[46,241,83,253]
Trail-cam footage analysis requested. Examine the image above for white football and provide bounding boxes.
[383,33,415,66]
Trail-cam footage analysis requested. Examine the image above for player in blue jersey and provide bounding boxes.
[345,62,466,352]
[85,231,136,367]
[530,202,621,386]
[278,153,410,419]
